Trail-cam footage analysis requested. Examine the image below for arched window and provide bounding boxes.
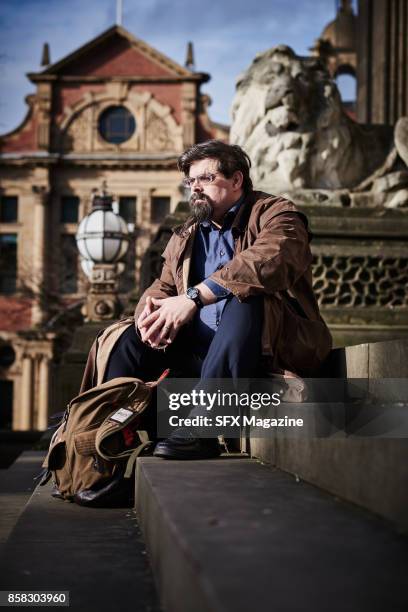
[336,73,357,103]
[98,106,136,144]
[335,65,356,102]
[335,66,357,118]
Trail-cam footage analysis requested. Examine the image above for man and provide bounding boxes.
[104,140,332,459]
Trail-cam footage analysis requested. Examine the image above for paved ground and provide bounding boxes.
[0,475,161,612]
[0,451,45,556]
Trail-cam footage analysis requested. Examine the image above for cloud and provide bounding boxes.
[0,0,354,131]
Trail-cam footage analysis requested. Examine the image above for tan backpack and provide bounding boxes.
[41,373,166,507]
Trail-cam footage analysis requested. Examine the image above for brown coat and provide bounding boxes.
[135,191,332,375]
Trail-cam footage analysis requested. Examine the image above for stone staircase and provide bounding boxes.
[135,456,408,612]
[0,457,160,611]
[0,450,44,557]
[0,339,407,612]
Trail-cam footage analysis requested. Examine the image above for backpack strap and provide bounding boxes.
[124,431,152,478]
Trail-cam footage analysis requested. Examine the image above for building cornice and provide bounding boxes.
[0,151,179,169]
[27,74,209,84]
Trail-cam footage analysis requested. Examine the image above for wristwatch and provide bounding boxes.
[186,287,204,309]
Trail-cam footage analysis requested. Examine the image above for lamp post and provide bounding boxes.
[76,187,129,322]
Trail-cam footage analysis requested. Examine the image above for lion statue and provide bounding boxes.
[230,45,393,194]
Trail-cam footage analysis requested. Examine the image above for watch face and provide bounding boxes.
[187,287,199,299]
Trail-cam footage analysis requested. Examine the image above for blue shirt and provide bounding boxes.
[189,196,244,355]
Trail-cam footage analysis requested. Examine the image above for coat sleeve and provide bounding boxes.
[208,211,312,301]
[134,237,178,322]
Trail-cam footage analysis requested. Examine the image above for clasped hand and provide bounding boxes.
[137,295,197,349]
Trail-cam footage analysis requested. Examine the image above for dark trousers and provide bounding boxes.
[104,296,264,383]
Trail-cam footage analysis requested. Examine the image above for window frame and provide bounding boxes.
[151,196,171,224]
[0,233,18,295]
[0,196,18,223]
[98,105,136,145]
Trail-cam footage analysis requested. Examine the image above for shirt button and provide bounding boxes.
[216,319,220,326]
[220,250,225,256]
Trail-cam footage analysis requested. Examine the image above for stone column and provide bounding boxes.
[136,189,153,289]
[31,185,49,326]
[357,0,408,124]
[37,82,52,150]
[37,356,50,431]
[20,356,33,430]
[181,82,196,148]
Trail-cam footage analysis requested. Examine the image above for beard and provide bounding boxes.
[189,192,214,223]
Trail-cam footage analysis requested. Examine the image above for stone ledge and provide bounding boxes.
[248,338,408,529]
[135,456,408,612]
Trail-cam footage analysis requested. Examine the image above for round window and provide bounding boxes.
[98,106,136,144]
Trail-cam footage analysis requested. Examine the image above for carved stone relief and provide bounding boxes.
[60,89,182,154]
[62,106,93,152]
[145,110,172,151]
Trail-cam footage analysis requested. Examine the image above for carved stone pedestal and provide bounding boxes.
[84,264,122,322]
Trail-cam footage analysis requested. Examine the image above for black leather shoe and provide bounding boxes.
[153,429,221,460]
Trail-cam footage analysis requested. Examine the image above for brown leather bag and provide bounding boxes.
[41,373,166,507]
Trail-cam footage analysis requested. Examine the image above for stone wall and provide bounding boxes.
[247,338,408,531]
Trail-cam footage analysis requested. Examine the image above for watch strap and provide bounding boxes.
[186,287,204,309]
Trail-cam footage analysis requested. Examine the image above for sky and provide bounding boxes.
[0,0,358,134]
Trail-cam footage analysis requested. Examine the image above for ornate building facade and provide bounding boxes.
[0,25,227,430]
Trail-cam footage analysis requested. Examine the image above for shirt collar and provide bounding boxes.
[200,194,245,231]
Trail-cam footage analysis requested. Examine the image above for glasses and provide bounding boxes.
[182,173,220,188]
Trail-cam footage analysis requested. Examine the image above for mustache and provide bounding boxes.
[189,193,214,223]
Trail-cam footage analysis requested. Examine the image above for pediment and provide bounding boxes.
[34,26,192,79]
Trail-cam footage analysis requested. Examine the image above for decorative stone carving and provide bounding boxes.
[352,117,408,208]
[62,106,93,152]
[230,45,392,193]
[84,264,122,322]
[60,90,183,153]
[395,117,408,167]
[145,110,172,151]
[313,254,408,307]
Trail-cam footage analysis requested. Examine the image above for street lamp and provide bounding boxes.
[76,187,129,321]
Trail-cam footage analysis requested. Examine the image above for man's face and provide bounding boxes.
[187,158,242,223]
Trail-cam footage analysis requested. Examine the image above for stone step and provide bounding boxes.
[0,431,43,469]
[0,450,45,556]
[135,455,408,612]
[0,480,161,612]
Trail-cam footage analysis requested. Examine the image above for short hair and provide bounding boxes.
[177,140,253,193]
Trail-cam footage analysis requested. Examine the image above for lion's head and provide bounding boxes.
[230,45,391,192]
